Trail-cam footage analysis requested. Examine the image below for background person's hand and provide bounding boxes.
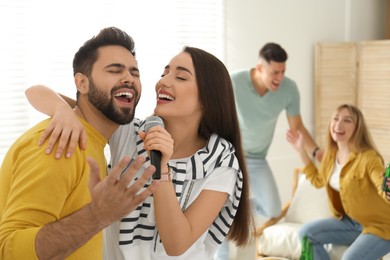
[286,129,304,152]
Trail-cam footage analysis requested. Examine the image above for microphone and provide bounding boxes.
[144,116,164,180]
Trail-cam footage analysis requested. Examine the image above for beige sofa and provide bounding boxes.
[256,170,348,259]
[256,169,390,260]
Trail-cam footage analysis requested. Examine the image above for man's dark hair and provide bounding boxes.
[73,27,136,76]
[258,42,288,63]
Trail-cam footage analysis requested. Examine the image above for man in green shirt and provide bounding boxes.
[215,42,322,260]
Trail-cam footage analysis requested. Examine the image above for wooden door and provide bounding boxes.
[358,40,390,162]
[314,42,358,147]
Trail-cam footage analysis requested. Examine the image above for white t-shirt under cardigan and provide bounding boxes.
[104,118,242,260]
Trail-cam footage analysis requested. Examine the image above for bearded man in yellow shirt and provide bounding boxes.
[0,27,158,260]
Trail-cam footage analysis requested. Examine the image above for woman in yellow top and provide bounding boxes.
[287,104,390,260]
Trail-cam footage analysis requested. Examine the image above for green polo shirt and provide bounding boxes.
[231,69,300,158]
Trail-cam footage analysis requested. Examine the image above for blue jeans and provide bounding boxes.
[246,157,281,218]
[214,157,282,260]
[300,216,390,260]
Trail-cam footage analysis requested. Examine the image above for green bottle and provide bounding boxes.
[300,235,314,260]
[382,163,390,192]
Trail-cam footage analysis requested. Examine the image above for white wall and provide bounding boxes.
[224,0,388,205]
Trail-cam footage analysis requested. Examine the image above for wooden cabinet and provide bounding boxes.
[314,40,390,162]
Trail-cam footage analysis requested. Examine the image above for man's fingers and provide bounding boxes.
[119,157,150,188]
[131,180,159,204]
[126,165,156,196]
[108,156,141,184]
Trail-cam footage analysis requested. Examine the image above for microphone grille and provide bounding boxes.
[144,116,164,132]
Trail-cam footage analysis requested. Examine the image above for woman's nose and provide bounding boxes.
[158,75,171,88]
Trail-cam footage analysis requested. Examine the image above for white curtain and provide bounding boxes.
[0,0,225,163]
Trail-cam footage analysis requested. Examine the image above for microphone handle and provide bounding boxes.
[150,150,162,180]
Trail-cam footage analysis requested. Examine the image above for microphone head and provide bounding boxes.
[144,116,164,132]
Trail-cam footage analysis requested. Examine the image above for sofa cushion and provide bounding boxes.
[258,221,350,260]
[284,174,333,223]
[258,222,302,259]
[257,174,348,260]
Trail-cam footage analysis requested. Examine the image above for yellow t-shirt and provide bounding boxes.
[0,118,108,259]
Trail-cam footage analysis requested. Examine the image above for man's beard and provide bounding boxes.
[87,79,138,125]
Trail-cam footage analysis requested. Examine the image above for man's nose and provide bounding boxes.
[122,71,135,85]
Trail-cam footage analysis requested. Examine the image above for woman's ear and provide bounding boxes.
[75,73,89,94]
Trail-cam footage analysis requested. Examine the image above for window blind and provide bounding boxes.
[0,0,225,163]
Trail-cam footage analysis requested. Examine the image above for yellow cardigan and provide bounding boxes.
[302,149,390,239]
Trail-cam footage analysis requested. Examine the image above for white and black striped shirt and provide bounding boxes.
[106,119,243,259]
